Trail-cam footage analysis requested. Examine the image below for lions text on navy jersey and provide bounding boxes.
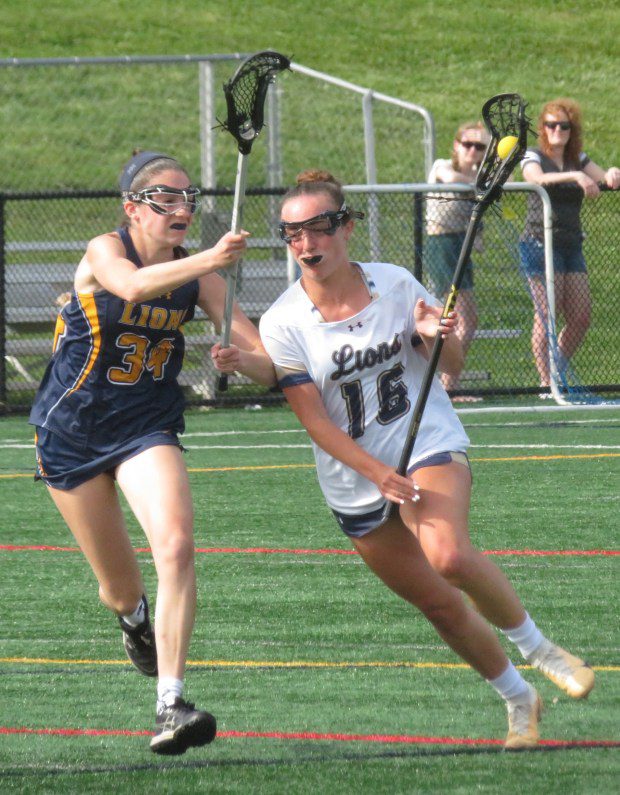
[30,227,199,450]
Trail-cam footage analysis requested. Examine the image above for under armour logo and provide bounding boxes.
[348,322,363,332]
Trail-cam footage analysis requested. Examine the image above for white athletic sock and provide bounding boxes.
[501,612,544,659]
[121,595,147,628]
[488,662,530,701]
[157,677,184,713]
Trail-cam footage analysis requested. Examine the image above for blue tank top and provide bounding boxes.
[29,227,200,449]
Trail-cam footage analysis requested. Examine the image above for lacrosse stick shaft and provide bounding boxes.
[216,151,248,392]
[377,92,528,524]
[381,203,485,523]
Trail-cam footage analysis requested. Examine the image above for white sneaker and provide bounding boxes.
[505,683,543,750]
[527,639,595,699]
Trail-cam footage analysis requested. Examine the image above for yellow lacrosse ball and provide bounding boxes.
[497,135,519,159]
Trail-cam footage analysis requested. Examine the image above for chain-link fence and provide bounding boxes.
[344,183,620,401]
[0,56,432,193]
[2,184,618,411]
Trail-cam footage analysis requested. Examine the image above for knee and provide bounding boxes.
[153,525,195,575]
[572,306,591,331]
[429,545,476,587]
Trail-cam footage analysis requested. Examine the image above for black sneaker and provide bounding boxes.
[118,602,157,677]
[150,698,217,755]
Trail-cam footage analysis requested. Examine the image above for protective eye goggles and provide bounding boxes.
[125,184,202,215]
[278,205,364,244]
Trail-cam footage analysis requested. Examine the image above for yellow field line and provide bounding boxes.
[1,452,617,479]
[188,463,315,473]
[186,452,619,473]
[1,656,617,672]
[472,453,620,462]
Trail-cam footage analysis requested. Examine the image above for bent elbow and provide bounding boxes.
[120,282,156,304]
[119,286,142,303]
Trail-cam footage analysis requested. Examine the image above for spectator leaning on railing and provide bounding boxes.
[518,98,620,396]
[425,121,491,402]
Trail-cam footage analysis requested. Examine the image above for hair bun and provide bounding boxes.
[295,169,341,188]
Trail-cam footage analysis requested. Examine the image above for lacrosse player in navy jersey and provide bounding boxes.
[216,169,594,749]
[30,151,275,755]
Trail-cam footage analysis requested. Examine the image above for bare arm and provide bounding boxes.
[521,160,601,198]
[583,160,620,189]
[77,230,249,301]
[201,273,276,387]
[414,299,464,376]
[283,382,419,505]
[433,162,474,184]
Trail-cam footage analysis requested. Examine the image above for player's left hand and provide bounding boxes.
[211,341,241,373]
[414,299,457,339]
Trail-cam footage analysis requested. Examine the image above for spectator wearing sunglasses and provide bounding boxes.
[425,122,490,401]
[29,150,275,755]
[216,169,595,750]
[519,99,620,395]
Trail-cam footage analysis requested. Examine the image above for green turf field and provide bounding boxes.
[1,405,618,793]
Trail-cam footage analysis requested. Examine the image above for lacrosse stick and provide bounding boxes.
[380,93,530,524]
[216,50,290,392]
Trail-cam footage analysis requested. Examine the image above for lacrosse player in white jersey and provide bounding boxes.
[214,170,594,749]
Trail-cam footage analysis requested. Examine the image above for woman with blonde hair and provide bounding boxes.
[425,121,490,401]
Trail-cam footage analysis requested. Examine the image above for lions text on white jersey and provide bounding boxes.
[259,262,469,514]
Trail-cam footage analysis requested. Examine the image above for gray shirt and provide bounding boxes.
[521,148,591,246]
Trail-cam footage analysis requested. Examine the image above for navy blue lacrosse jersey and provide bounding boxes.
[29,227,200,450]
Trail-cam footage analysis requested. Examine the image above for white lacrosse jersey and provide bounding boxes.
[259,262,469,514]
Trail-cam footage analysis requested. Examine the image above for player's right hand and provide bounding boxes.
[375,465,421,506]
[211,341,241,373]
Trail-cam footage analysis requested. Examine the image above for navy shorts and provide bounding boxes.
[34,426,183,491]
[519,236,587,279]
[332,451,471,538]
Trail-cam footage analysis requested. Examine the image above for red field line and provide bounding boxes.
[2,726,619,748]
[0,545,618,557]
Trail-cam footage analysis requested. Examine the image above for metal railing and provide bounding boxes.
[2,184,618,410]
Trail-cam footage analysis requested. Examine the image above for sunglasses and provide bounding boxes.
[278,205,364,244]
[459,141,486,152]
[544,121,571,131]
[126,184,201,215]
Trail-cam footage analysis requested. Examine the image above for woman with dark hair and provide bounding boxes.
[29,150,275,755]
[217,168,595,749]
[519,99,620,393]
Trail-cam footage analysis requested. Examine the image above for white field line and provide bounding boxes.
[2,442,619,451]
[2,413,618,448]
[184,443,620,450]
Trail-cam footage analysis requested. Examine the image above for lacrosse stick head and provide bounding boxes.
[221,50,291,155]
[475,93,530,204]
